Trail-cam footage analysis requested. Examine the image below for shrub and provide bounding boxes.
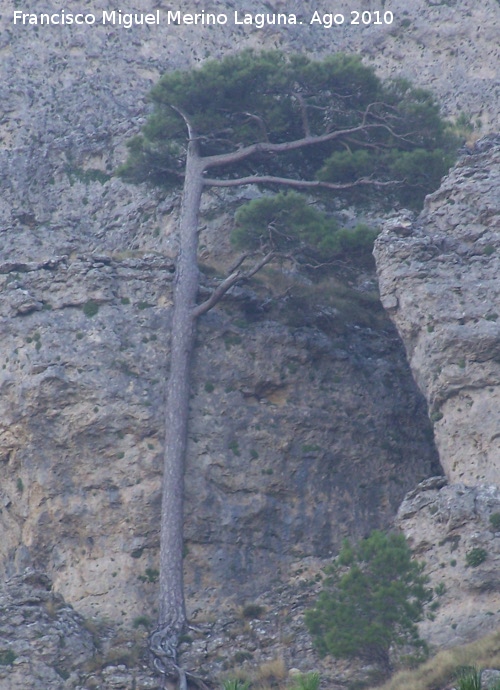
[232,651,253,663]
[489,513,500,531]
[221,680,250,690]
[305,530,432,672]
[290,672,321,690]
[241,603,265,619]
[132,615,151,629]
[82,300,99,317]
[465,548,487,568]
[0,649,16,665]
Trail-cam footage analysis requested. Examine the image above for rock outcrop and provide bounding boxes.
[397,478,500,649]
[375,137,500,650]
[375,136,500,485]
[0,248,439,626]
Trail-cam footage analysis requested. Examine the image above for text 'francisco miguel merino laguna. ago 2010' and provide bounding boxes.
[12,9,395,28]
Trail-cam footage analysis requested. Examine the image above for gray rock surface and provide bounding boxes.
[397,478,500,649]
[377,139,500,652]
[0,248,439,626]
[375,136,500,485]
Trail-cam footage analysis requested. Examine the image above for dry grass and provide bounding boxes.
[256,657,288,684]
[371,630,500,690]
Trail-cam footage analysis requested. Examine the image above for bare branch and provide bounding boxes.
[170,105,197,143]
[193,251,274,318]
[240,112,270,142]
[203,174,404,191]
[293,92,311,137]
[227,251,254,273]
[201,103,415,170]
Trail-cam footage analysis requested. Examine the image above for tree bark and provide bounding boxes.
[150,142,205,682]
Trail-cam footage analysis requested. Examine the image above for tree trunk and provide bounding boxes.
[150,143,205,682]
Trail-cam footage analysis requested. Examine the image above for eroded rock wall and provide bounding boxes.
[375,137,500,650]
[0,250,439,626]
[375,136,500,485]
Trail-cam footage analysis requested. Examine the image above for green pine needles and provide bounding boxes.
[305,531,432,673]
[119,50,457,211]
[232,191,377,262]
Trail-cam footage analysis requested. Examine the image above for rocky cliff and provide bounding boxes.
[1,0,500,686]
[375,136,500,649]
[376,136,500,486]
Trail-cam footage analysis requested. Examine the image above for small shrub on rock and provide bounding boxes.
[489,513,500,531]
[465,548,488,568]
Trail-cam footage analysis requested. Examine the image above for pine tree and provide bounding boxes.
[305,531,432,673]
[119,51,455,687]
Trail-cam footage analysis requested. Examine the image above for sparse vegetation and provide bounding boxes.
[0,649,16,665]
[241,603,265,620]
[256,657,287,683]
[373,630,500,690]
[228,439,241,456]
[138,567,159,583]
[455,666,482,690]
[289,672,321,690]
[65,165,110,185]
[221,679,250,690]
[232,651,254,664]
[132,615,151,629]
[82,300,99,317]
[465,548,488,568]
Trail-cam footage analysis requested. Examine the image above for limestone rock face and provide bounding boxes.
[375,136,500,485]
[376,137,500,650]
[397,478,500,649]
[0,248,439,626]
[0,571,96,690]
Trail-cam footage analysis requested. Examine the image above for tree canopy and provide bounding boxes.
[305,531,432,672]
[120,50,456,210]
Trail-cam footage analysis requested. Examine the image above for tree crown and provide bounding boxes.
[305,531,432,672]
[119,50,457,209]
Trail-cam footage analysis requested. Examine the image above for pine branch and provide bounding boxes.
[192,251,274,318]
[201,103,414,170]
[203,174,404,190]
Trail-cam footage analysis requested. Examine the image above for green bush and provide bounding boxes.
[82,300,99,317]
[489,513,500,531]
[0,649,16,665]
[465,548,487,568]
[305,531,431,673]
